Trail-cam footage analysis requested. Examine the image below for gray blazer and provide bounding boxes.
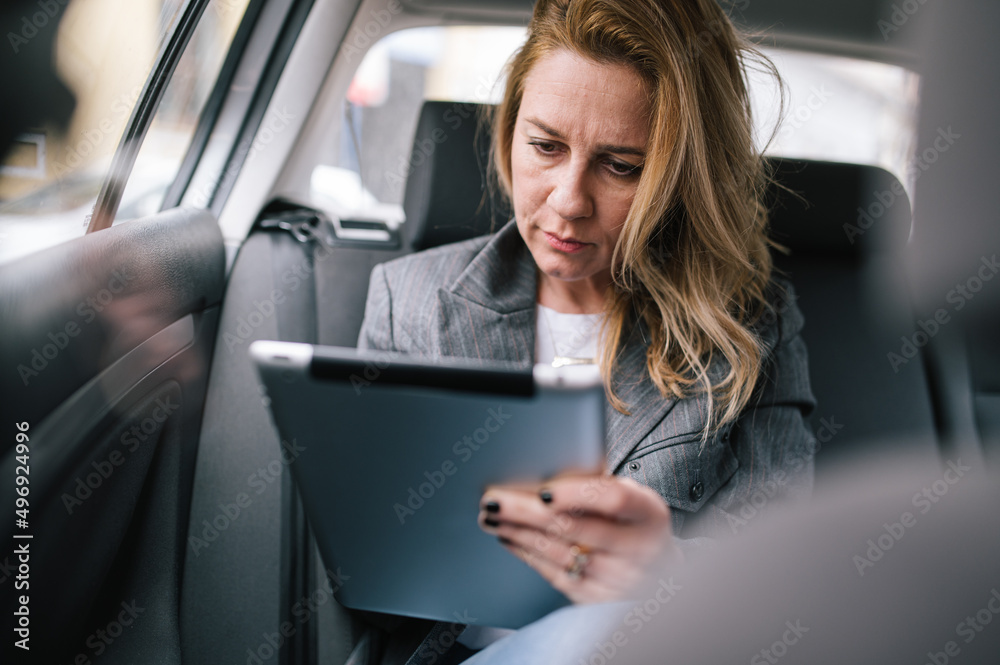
[358,219,816,538]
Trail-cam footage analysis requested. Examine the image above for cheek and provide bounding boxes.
[601,191,636,238]
[510,151,546,218]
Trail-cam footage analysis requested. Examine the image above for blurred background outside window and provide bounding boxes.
[0,0,250,264]
[310,25,919,229]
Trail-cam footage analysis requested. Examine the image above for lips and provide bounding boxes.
[543,231,590,254]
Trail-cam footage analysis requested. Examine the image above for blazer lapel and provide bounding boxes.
[435,220,538,366]
[605,328,732,473]
[603,327,682,473]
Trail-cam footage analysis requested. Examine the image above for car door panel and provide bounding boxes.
[0,207,224,663]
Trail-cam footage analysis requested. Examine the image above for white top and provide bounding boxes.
[534,304,603,366]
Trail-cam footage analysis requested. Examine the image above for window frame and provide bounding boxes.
[165,0,318,217]
[88,0,211,232]
[88,0,318,233]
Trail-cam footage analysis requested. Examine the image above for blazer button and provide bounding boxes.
[628,461,640,471]
[689,481,704,502]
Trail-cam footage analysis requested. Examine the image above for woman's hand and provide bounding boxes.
[478,474,681,604]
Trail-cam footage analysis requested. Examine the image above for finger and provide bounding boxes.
[479,480,672,554]
[494,521,650,591]
[478,485,563,530]
[497,536,623,604]
[479,503,664,560]
[539,475,672,525]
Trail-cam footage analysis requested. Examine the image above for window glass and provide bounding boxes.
[0,0,250,264]
[311,26,525,227]
[313,26,919,226]
[116,0,250,224]
[750,48,920,194]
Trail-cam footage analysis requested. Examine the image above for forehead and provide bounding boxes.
[519,49,651,146]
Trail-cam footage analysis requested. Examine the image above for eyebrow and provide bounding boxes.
[525,117,646,158]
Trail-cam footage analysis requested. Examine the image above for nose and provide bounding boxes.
[546,161,593,220]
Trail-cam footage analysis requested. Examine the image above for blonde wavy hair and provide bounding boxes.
[491,0,780,434]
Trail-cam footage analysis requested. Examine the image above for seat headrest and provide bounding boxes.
[402,101,511,251]
[766,158,911,258]
[401,101,911,256]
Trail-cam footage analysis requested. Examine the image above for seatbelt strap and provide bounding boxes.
[263,211,321,665]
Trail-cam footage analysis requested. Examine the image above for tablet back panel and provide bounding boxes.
[251,341,604,628]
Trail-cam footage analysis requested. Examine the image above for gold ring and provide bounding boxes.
[566,544,591,580]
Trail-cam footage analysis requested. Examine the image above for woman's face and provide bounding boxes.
[511,49,652,292]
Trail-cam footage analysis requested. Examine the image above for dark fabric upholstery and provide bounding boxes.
[402,101,511,251]
[764,159,939,473]
[182,232,292,664]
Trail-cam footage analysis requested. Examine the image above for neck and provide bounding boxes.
[536,270,609,314]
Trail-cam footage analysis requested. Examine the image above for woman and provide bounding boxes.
[358,0,815,659]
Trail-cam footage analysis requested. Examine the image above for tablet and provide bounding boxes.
[250,341,605,628]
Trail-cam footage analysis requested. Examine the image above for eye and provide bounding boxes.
[605,158,643,179]
[528,140,560,155]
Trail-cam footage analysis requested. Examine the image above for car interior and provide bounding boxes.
[0,0,996,663]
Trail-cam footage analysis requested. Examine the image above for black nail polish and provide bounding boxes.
[485,500,501,514]
[498,536,513,546]
[484,517,500,528]
[539,489,553,504]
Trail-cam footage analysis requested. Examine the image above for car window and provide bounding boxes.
[0,0,250,264]
[115,0,251,225]
[306,25,919,226]
[750,48,920,194]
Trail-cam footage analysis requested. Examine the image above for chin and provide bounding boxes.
[539,260,586,282]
